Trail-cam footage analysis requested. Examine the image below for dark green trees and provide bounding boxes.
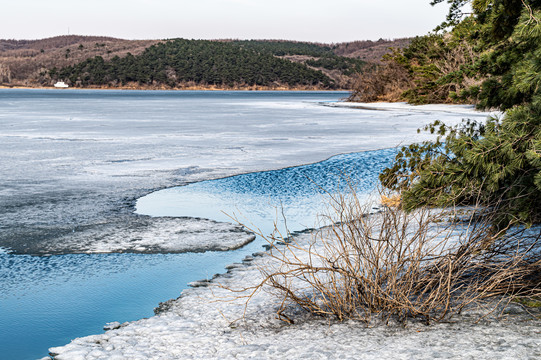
[53,39,335,88]
[381,1,541,226]
[381,111,541,226]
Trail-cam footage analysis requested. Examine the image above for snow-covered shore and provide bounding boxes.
[48,101,537,359]
[49,229,541,359]
[322,101,502,117]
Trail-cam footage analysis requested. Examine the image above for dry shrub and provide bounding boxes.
[230,191,540,324]
[348,60,413,103]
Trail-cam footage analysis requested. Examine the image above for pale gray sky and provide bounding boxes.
[2,0,451,42]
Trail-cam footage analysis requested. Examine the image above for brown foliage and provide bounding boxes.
[228,191,540,324]
[333,38,412,63]
[348,60,413,102]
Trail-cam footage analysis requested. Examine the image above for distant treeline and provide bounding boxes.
[305,56,365,75]
[0,35,120,52]
[228,40,333,57]
[49,39,340,88]
[229,40,366,74]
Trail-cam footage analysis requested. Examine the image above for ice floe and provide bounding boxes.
[46,217,255,254]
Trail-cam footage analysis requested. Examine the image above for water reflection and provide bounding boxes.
[136,149,398,234]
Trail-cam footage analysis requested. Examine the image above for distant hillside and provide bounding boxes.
[226,40,367,88]
[333,38,412,63]
[48,39,335,89]
[0,36,161,85]
[0,35,120,51]
[0,36,409,89]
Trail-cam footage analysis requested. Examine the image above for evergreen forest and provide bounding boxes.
[47,39,369,89]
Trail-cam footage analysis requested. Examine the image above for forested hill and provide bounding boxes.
[1,36,410,89]
[0,36,161,86]
[227,40,367,77]
[47,39,338,89]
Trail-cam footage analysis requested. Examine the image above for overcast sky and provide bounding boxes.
[2,0,451,42]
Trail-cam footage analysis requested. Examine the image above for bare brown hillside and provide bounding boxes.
[333,38,412,63]
[0,36,162,85]
[0,36,120,51]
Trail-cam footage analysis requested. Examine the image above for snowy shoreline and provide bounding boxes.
[322,101,503,118]
[45,100,529,359]
[49,229,541,359]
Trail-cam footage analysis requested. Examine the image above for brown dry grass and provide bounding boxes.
[380,194,401,208]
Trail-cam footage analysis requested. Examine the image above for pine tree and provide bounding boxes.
[381,1,541,226]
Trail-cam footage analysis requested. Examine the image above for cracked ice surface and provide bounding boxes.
[1,90,502,359]
[48,217,256,254]
[0,90,493,254]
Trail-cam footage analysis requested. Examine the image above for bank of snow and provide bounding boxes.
[324,101,502,118]
[49,229,541,359]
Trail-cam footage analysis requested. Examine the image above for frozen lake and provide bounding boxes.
[0,89,493,359]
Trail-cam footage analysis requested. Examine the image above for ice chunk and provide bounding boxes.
[40,217,255,254]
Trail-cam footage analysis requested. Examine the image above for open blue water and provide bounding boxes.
[1,251,241,359]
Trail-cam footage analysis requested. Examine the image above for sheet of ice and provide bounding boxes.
[49,231,541,360]
[328,101,503,118]
[0,90,500,359]
[49,217,255,254]
[0,90,493,254]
